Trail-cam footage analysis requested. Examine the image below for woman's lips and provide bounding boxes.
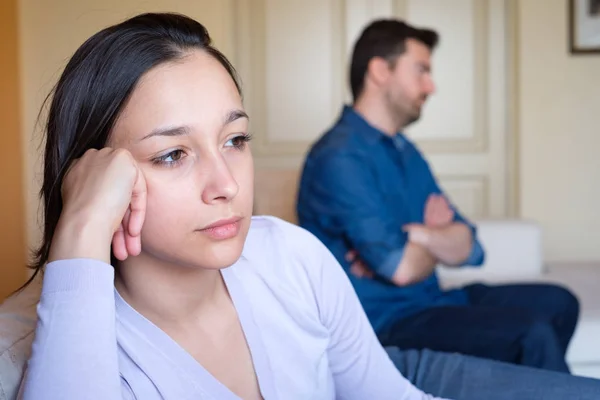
[198,216,242,240]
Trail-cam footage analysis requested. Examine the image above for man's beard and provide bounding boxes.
[405,108,421,126]
[397,101,423,128]
[403,95,428,127]
[385,91,427,129]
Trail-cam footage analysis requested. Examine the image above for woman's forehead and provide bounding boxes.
[111,51,244,143]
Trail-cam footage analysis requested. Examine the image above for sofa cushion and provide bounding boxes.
[0,280,40,400]
[437,219,544,282]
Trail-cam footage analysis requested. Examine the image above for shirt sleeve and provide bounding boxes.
[306,151,409,279]
[21,259,131,400]
[308,233,446,400]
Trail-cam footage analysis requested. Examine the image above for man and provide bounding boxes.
[296,19,579,372]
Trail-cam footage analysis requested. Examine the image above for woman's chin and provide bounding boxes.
[192,251,244,270]
[127,239,245,271]
[178,236,247,270]
[197,239,246,269]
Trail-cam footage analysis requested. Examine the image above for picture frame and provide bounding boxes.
[569,0,600,54]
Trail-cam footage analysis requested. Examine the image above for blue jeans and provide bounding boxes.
[386,347,600,399]
[378,283,579,372]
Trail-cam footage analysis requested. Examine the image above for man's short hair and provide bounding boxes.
[349,19,438,102]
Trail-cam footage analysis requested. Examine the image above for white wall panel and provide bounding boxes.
[234,0,513,221]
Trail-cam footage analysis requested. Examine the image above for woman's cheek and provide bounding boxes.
[228,151,254,192]
[142,176,197,231]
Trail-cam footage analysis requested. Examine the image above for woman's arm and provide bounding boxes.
[20,259,130,400]
[308,234,447,400]
[21,148,147,399]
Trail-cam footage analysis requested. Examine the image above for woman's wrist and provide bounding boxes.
[48,212,113,264]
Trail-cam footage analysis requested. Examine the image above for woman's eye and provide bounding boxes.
[225,134,252,150]
[165,150,183,162]
[152,149,186,167]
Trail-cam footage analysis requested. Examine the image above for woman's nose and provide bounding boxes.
[201,155,239,204]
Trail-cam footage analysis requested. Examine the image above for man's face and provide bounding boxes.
[385,38,436,126]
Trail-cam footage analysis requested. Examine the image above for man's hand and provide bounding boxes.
[391,242,438,286]
[424,194,454,227]
[405,222,473,267]
[346,250,374,279]
[345,246,436,287]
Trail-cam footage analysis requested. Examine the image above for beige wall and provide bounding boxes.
[0,0,27,298]
[518,0,600,263]
[14,0,600,267]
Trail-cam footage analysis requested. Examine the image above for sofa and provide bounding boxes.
[0,278,39,400]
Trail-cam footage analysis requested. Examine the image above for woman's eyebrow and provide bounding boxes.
[224,109,249,126]
[139,126,190,142]
[138,110,248,142]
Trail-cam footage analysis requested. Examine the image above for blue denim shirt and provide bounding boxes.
[297,106,485,332]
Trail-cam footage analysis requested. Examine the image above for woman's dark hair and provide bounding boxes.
[349,19,438,102]
[21,12,241,290]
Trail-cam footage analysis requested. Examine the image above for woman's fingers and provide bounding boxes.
[121,208,137,258]
[128,165,147,238]
[112,221,128,261]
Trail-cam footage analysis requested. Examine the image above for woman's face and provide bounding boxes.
[109,50,253,270]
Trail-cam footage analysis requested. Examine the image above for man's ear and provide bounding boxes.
[366,56,392,88]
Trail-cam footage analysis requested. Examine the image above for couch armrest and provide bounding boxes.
[438,219,544,288]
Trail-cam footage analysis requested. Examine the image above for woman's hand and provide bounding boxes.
[49,148,147,264]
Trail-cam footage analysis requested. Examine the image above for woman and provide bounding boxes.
[19,12,440,400]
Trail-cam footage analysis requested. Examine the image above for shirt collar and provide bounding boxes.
[340,105,406,147]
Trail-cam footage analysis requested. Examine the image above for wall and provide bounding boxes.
[19,0,511,255]
[0,0,27,298]
[518,0,600,263]
[15,0,600,265]
[240,0,512,225]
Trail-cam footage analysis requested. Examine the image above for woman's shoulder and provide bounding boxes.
[241,215,328,276]
[248,215,314,236]
[245,215,323,249]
